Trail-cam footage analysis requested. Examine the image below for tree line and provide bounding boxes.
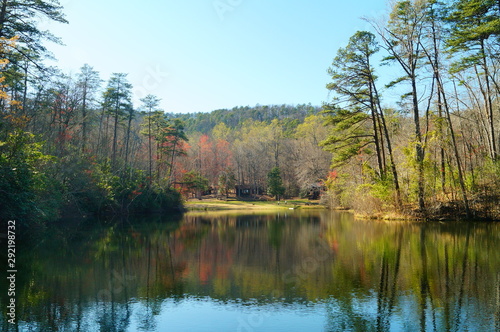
[1,0,500,223]
[0,0,328,224]
[321,0,500,219]
[172,104,321,134]
[0,0,188,222]
[174,114,331,199]
[172,0,500,220]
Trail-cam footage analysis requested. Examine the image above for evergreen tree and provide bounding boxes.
[0,0,67,114]
[267,166,285,200]
[140,94,161,183]
[164,118,188,186]
[323,31,392,180]
[0,0,67,62]
[182,170,209,199]
[102,73,133,170]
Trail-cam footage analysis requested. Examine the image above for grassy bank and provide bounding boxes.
[348,203,500,222]
[184,197,325,211]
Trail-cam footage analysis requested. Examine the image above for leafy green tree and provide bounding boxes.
[0,130,57,222]
[173,104,322,134]
[148,111,170,182]
[182,170,209,199]
[164,119,188,186]
[218,169,237,198]
[1,50,27,112]
[267,166,285,200]
[143,111,187,185]
[212,122,232,141]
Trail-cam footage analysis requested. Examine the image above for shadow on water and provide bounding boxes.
[0,211,498,331]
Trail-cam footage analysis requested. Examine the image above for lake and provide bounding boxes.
[1,210,499,331]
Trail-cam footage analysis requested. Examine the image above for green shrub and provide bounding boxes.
[0,130,60,224]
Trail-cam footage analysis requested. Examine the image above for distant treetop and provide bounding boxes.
[168,104,322,134]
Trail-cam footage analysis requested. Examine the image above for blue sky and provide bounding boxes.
[43,0,390,113]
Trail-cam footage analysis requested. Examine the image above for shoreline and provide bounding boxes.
[184,198,499,222]
[184,198,326,211]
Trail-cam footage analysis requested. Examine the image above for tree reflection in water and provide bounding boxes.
[1,212,498,331]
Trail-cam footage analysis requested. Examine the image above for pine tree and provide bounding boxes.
[370,0,428,213]
[140,94,161,184]
[267,166,285,200]
[0,0,67,62]
[102,73,133,170]
[323,31,401,206]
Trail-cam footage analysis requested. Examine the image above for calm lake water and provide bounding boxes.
[1,210,499,331]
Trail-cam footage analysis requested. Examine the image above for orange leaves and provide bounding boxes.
[325,170,339,190]
[215,138,233,168]
[328,170,338,181]
[0,37,18,106]
[196,135,233,185]
[134,189,143,196]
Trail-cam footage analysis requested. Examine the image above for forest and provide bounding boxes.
[1,0,500,225]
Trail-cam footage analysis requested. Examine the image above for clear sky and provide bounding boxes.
[42,0,390,114]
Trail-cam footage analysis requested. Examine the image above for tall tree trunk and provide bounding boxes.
[412,75,426,214]
[148,112,152,185]
[156,138,161,183]
[81,82,88,154]
[368,72,385,179]
[124,110,132,171]
[480,40,497,160]
[104,112,110,164]
[378,115,387,172]
[0,0,8,38]
[111,81,122,170]
[112,106,118,168]
[436,77,472,217]
[167,140,178,187]
[372,82,402,208]
[438,87,446,194]
[22,62,28,113]
[96,108,105,158]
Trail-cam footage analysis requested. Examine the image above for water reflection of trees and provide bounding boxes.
[1,212,498,331]
[321,220,499,332]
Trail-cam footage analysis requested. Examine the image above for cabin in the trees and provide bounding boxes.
[235,185,263,198]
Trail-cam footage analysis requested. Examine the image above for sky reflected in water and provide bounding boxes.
[1,210,499,331]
